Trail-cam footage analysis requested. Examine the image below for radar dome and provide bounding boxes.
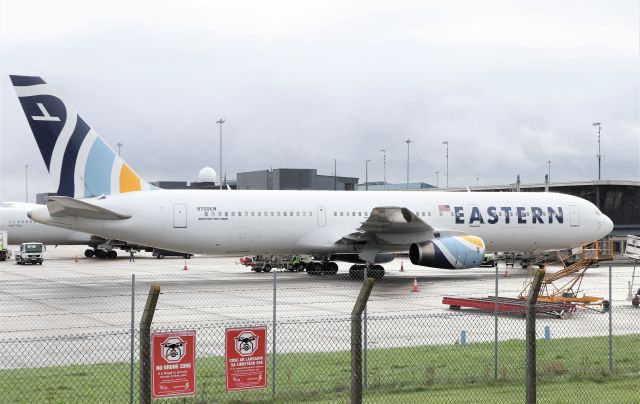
[198,167,217,183]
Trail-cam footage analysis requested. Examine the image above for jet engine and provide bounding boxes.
[409,235,485,269]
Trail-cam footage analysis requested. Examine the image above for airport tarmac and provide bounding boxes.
[1,245,638,368]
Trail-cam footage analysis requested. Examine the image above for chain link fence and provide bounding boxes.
[1,259,638,403]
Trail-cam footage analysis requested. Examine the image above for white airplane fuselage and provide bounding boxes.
[29,190,613,256]
[0,202,92,245]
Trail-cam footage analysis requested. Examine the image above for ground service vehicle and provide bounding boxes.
[15,242,45,265]
[152,248,192,259]
[0,231,10,261]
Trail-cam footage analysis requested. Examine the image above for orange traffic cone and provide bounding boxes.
[400,261,404,272]
[74,254,79,262]
[411,277,419,292]
[183,260,189,271]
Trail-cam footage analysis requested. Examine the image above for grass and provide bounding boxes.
[1,334,639,403]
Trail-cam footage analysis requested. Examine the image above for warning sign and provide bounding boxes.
[225,326,267,391]
[152,330,196,398]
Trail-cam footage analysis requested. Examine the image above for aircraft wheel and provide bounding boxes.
[371,265,385,279]
[157,254,164,259]
[107,250,117,259]
[324,262,339,275]
[308,262,323,275]
[254,267,263,273]
[95,250,107,259]
[632,296,639,308]
[84,249,95,258]
[262,264,272,273]
[602,300,611,312]
[184,254,192,259]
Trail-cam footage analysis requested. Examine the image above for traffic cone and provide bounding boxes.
[400,261,404,272]
[183,260,189,271]
[74,254,79,262]
[411,277,419,292]
[502,267,510,278]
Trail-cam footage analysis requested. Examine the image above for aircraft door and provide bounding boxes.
[317,206,326,227]
[173,204,187,228]
[568,205,580,227]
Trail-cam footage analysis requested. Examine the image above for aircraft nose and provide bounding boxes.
[604,215,614,234]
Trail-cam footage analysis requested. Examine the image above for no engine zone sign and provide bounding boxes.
[225,326,267,391]
[152,330,196,398]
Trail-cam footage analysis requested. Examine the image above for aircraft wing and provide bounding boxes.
[46,196,131,220]
[337,206,437,246]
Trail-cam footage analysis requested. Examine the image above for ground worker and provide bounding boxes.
[129,250,135,262]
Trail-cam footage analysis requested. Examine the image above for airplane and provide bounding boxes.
[11,75,614,278]
[1,75,157,258]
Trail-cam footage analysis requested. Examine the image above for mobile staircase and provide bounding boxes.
[519,240,614,311]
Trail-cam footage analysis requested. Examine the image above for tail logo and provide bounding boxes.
[11,75,150,198]
[31,103,61,122]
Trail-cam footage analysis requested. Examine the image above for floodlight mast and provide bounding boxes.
[217,118,226,190]
[593,122,602,180]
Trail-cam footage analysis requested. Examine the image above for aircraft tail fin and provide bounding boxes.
[10,75,153,198]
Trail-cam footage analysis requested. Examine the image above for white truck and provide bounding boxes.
[15,242,45,265]
[0,231,10,261]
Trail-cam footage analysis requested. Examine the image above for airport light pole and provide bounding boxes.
[217,118,225,190]
[116,142,124,156]
[333,159,337,190]
[380,149,386,184]
[435,171,439,187]
[365,160,371,191]
[25,164,29,203]
[404,139,412,188]
[443,141,449,188]
[593,122,602,180]
[476,177,479,187]
[547,160,551,182]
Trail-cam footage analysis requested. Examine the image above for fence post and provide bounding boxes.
[130,274,135,404]
[526,269,544,404]
[494,262,498,382]
[272,269,277,398]
[351,277,375,404]
[139,285,161,404]
[363,265,368,388]
[609,265,613,372]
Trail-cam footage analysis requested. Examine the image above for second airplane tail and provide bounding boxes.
[10,75,152,199]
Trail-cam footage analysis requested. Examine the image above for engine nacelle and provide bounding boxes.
[409,236,485,269]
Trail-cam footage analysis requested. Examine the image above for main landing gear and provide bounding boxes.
[306,261,339,275]
[84,249,117,259]
[348,264,385,280]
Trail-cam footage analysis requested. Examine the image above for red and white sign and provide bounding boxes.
[225,326,267,391]
[152,330,196,398]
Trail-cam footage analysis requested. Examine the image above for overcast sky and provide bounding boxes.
[1,0,638,201]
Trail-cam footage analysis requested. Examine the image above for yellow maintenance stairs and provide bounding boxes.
[520,240,614,310]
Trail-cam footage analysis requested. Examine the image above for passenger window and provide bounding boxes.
[340,212,344,216]
[428,212,431,216]
[271,212,274,216]
[225,212,228,216]
[245,212,248,216]
[277,212,281,216]
[290,211,293,216]
[296,212,300,216]
[238,212,242,216]
[251,212,255,216]
[284,212,287,216]
[352,212,355,216]
[303,212,307,216]
[334,212,337,216]
[258,212,261,216]
[231,212,235,216]
[309,212,313,216]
